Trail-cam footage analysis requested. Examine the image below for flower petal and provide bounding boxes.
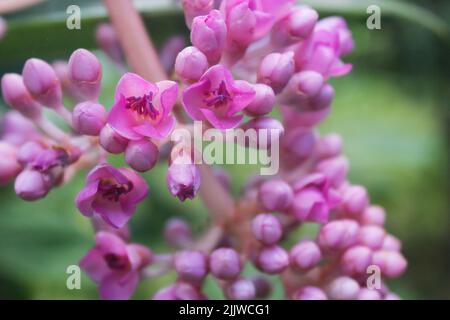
[99,272,139,300]
[114,73,158,102]
[79,248,110,283]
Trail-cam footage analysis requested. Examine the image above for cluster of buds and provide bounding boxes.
[0,0,406,300]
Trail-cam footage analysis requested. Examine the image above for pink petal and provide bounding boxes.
[114,73,158,102]
[92,197,132,229]
[79,248,110,283]
[203,64,234,89]
[329,61,353,77]
[182,79,210,120]
[156,80,178,119]
[119,168,149,204]
[228,79,255,114]
[95,231,128,256]
[99,272,139,300]
[201,108,243,129]
[75,180,99,217]
[253,10,274,39]
[108,96,143,141]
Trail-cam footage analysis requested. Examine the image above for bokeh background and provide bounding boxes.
[0,0,448,299]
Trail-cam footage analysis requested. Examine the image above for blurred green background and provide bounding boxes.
[0,0,449,299]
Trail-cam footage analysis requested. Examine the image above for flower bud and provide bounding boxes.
[14,169,52,201]
[22,58,62,109]
[360,205,386,226]
[225,279,256,300]
[258,51,295,93]
[309,83,335,110]
[175,46,209,82]
[318,219,359,251]
[384,293,401,300]
[317,17,354,56]
[271,6,318,47]
[159,36,186,73]
[0,111,39,146]
[153,282,204,300]
[182,0,214,28]
[278,71,324,106]
[252,214,283,245]
[341,185,369,216]
[357,288,382,300]
[316,156,349,188]
[258,179,293,211]
[99,124,128,154]
[95,23,123,64]
[167,161,201,201]
[371,250,407,278]
[240,117,284,149]
[72,101,106,136]
[293,286,327,300]
[250,276,272,298]
[174,251,208,283]
[290,240,322,271]
[327,276,360,300]
[17,141,45,165]
[341,246,372,275]
[283,128,316,159]
[190,10,226,64]
[358,225,385,250]
[164,218,192,248]
[1,73,41,119]
[210,248,241,280]
[0,142,22,184]
[316,133,342,159]
[256,245,289,274]
[125,139,159,172]
[244,84,275,116]
[68,49,102,100]
[382,234,401,251]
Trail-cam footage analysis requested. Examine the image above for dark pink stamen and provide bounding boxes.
[99,180,133,202]
[104,253,130,270]
[125,91,159,119]
[204,81,232,108]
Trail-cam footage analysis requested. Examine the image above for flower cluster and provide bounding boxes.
[0,0,406,300]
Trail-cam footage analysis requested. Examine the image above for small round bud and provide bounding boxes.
[240,117,284,149]
[316,133,342,159]
[175,46,209,82]
[358,225,385,250]
[209,248,241,280]
[341,185,369,216]
[381,234,401,252]
[293,286,327,300]
[371,250,407,278]
[72,101,106,136]
[318,219,359,251]
[251,214,283,245]
[14,170,52,201]
[225,279,256,300]
[284,128,316,159]
[1,73,41,119]
[174,251,208,283]
[327,276,360,300]
[99,124,128,154]
[124,139,159,172]
[95,23,123,64]
[258,179,293,212]
[244,84,275,116]
[182,0,214,28]
[341,245,372,275]
[164,218,192,248]
[22,58,62,108]
[256,245,289,274]
[290,240,322,271]
[68,49,102,100]
[258,52,295,93]
[357,288,382,300]
[17,141,45,165]
[167,161,201,201]
[360,205,386,226]
[316,156,349,188]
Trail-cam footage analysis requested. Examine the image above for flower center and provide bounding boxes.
[125,91,159,119]
[103,253,129,270]
[204,81,232,108]
[176,184,195,202]
[99,179,133,202]
[32,146,70,172]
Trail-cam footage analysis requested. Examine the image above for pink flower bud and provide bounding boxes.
[14,169,52,201]
[244,84,275,116]
[290,240,322,271]
[167,161,201,201]
[316,133,342,159]
[225,279,256,300]
[283,128,316,159]
[256,245,289,274]
[124,139,159,172]
[357,288,382,300]
[190,10,227,64]
[293,286,327,300]
[175,46,209,82]
[95,23,123,64]
[310,83,335,110]
[278,71,324,106]
[1,73,41,119]
[318,219,359,251]
[341,246,372,275]
[99,124,129,154]
[360,205,386,226]
[317,17,354,56]
[0,111,39,146]
[240,117,284,149]
[68,49,102,100]
[17,141,45,165]
[0,142,22,184]
[250,276,272,298]
[72,101,107,136]
[382,234,401,251]
[210,248,241,280]
[159,36,186,73]
[164,218,192,248]
[175,251,208,283]
[358,225,385,250]
[258,179,293,211]
[372,250,407,278]
[252,214,283,245]
[271,6,318,47]
[327,276,360,300]
[258,51,295,93]
[182,0,214,28]
[341,185,369,216]
[316,156,349,188]
[153,282,204,300]
[22,58,62,109]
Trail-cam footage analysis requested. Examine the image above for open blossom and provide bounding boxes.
[79,232,152,300]
[182,65,255,129]
[108,73,178,141]
[75,163,149,228]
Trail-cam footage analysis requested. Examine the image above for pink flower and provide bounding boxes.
[289,173,340,223]
[80,232,152,300]
[108,73,178,141]
[182,65,255,129]
[75,163,149,228]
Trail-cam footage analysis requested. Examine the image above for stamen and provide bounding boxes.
[104,253,129,270]
[204,81,232,108]
[99,180,134,202]
[125,91,159,119]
